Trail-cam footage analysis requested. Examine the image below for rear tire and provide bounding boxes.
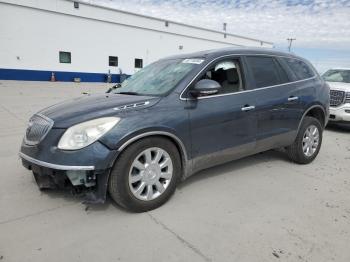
[108,137,181,212]
[286,116,323,164]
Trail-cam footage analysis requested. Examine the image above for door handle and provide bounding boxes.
[241,105,255,112]
[288,96,299,101]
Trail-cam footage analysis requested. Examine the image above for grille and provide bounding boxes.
[330,90,345,107]
[25,114,53,145]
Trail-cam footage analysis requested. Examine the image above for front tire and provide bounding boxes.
[286,116,323,164]
[108,137,181,212]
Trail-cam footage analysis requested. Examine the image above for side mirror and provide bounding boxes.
[190,79,221,97]
[106,83,121,93]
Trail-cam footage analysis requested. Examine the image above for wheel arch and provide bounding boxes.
[298,104,327,130]
[113,131,190,180]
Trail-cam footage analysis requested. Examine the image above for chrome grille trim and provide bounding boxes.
[24,114,54,145]
[330,90,345,107]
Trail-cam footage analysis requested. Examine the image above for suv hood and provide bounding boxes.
[327,81,350,92]
[38,93,160,128]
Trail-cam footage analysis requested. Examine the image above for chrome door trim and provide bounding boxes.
[179,53,317,101]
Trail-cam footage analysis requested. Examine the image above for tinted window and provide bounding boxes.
[199,59,244,94]
[274,59,289,83]
[283,58,314,80]
[246,56,287,88]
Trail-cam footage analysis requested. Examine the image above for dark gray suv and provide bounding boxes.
[20,48,329,212]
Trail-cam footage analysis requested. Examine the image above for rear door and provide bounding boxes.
[243,55,303,151]
[279,56,317,122]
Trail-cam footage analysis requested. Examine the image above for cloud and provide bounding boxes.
[82,0,350,50]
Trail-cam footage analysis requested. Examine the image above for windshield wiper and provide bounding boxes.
[116,91,140,95]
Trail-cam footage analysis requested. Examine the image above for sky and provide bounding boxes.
[83,0,350,73]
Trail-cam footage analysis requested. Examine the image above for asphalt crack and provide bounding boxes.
[0,104,25,122]
[0,203,78,225]
[147,213,212,262]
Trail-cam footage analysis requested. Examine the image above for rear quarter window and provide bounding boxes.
[282,58,315,80]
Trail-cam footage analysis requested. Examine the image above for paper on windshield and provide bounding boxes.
[182,59,204,64]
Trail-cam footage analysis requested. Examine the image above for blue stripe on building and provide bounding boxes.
[0,68,129,82]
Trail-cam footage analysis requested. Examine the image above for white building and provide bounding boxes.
[0,0,273,82]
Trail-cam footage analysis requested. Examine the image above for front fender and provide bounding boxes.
[100,127,192,180]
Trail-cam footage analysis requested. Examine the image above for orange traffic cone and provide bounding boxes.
[51,72,56,82]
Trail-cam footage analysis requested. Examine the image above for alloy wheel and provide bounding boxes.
[302,124,320,157]
[128,147,173,201]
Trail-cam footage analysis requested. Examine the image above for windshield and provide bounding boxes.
[114,58,203,96]
[323,69,350,83]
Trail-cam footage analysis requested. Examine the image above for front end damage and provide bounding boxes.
[21,156,110,204]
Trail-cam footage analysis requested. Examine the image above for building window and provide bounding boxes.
[109,56,118,67]
[59,51,71,64]
[135,58,143,69]
[74,2,79,9]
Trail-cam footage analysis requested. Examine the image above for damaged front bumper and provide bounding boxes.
[19,127,119,204]
[20,152,111,204]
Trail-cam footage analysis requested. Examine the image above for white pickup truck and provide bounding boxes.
[323,68,350,124]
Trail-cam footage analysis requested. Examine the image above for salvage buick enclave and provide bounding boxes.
[19,48,329,212]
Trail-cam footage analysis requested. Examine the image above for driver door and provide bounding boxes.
[186,57,257,172]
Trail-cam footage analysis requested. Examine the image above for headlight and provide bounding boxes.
[58,117,120,150]
[346,92,350,103]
